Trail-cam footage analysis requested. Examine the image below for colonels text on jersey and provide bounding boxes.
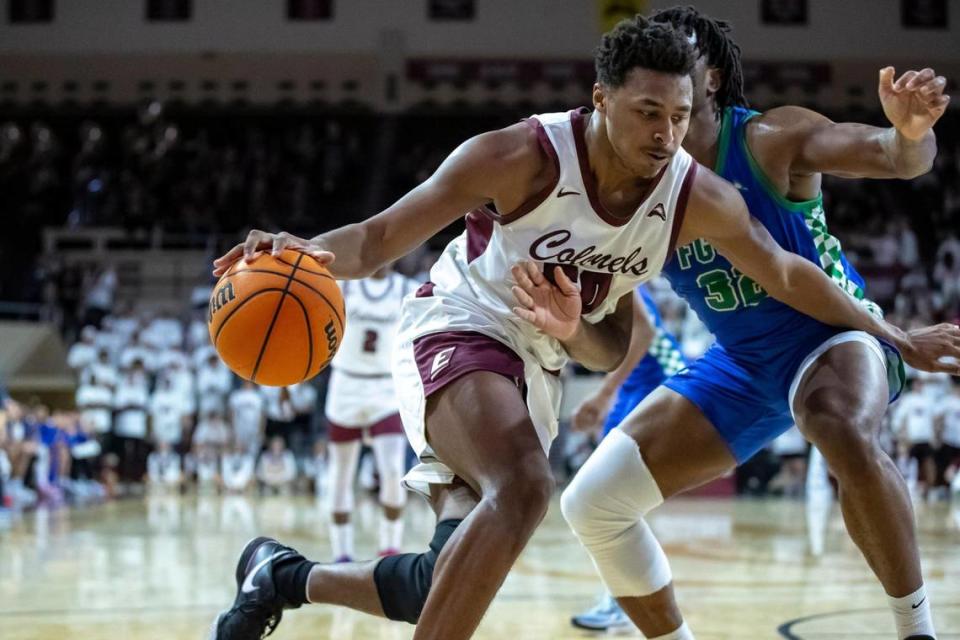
[403,108,697,372]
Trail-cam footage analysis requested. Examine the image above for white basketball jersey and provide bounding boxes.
[332,272,418,376]
[400,108,697,372]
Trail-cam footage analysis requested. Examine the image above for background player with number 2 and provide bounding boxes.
[324,266,417,562]
[207,16,958,640]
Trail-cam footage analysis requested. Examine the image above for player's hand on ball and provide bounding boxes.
[899,323,960,375]
[878,66,950,141]
[571,389,615,432]
[213,229,335,276]
[511,261,581,341]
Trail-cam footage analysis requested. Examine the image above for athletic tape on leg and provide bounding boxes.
[561,428,671,597]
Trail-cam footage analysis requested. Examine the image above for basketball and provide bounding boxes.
[208,249,345,386]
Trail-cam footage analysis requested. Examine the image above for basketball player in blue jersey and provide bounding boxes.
[561,8,955,640]
[570,285,687,633]
[207,17,958,640]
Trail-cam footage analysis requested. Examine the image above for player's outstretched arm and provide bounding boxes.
[213,122,546,279]
[762,67,948,180]
[680,167,960,375]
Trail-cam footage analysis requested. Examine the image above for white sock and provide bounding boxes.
[329,522,354,560]
[888,585,936,639]
[649,620,694,640]
[379,516,404,552]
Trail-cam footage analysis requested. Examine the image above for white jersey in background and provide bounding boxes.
[229,388,266,451]
[332,273,417,375]
[76,381,114,434]
[394,108,697,489]
[327,272,416,426]
[895,391,934,444]
[939,395,960,448]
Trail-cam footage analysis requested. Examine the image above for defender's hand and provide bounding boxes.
[213,229,335,277]
[571,389,615,432]
[511,261,581,341]
[898,323,960,375]
[879,67,950,141]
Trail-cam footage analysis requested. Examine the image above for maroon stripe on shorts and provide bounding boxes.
[326,420,363,443]
[369,413,404,437]
[327,413,404,443]
[413,331,525,398]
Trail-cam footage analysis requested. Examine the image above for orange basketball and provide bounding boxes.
[208,249,345,386]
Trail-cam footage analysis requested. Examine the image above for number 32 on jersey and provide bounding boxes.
[676,239,768,312]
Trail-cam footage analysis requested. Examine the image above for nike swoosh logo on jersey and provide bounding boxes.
[241,550,294,594]
[557,187,580,198]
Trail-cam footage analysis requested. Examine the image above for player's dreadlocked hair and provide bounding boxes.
[594,14,696,88]
[651,5,748,111]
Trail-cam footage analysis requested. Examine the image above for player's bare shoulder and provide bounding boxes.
[675,164,743,245]
[465,121,559,213]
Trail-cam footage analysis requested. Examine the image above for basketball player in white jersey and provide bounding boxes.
[325,265,417,561]
[208,17,954,640]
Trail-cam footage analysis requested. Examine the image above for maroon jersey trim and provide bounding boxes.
[474,117,560,226]
[665,161,698,264]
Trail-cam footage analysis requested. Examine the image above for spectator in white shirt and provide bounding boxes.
[147,440,182,492]
[120,331,158,374]
[155,347,189,373]
[221,441,256,494]
[81,265,117,329]
[228,381,265,456]
[166,358,196,420]
[81,348,118,390]
[257,435,297,495]
[67,326,99,372]
[187,444,221,493]
[113,363,151,485]
[261,385,297,446]
[143,310,184,351]
[192,343,217,371]
[103,301,140,340]
[196,353,232,415]
[894,380,937,496]
[193,409,230,456]
[75,370,114,437]
[150,377,188,449]
[935,384,960,490]
[186,311,210,352]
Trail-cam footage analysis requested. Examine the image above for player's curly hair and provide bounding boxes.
[651,5,749,110]
[594,14,696,88]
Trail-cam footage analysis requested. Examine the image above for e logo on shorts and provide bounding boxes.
[431,347,456,380]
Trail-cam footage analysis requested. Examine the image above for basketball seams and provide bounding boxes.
[273,254,335,279]
[282,291,315,380]
[212,288,289,345]
[219,268,344,332]
[251,253,305,383]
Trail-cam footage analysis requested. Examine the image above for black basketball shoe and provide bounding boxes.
[209,537,302,639]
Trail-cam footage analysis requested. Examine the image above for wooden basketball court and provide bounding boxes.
[1,494,957,639]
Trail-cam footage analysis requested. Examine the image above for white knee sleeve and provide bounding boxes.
[372,433,407,510]
[561,428,671,597]
[328,440,361,514]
